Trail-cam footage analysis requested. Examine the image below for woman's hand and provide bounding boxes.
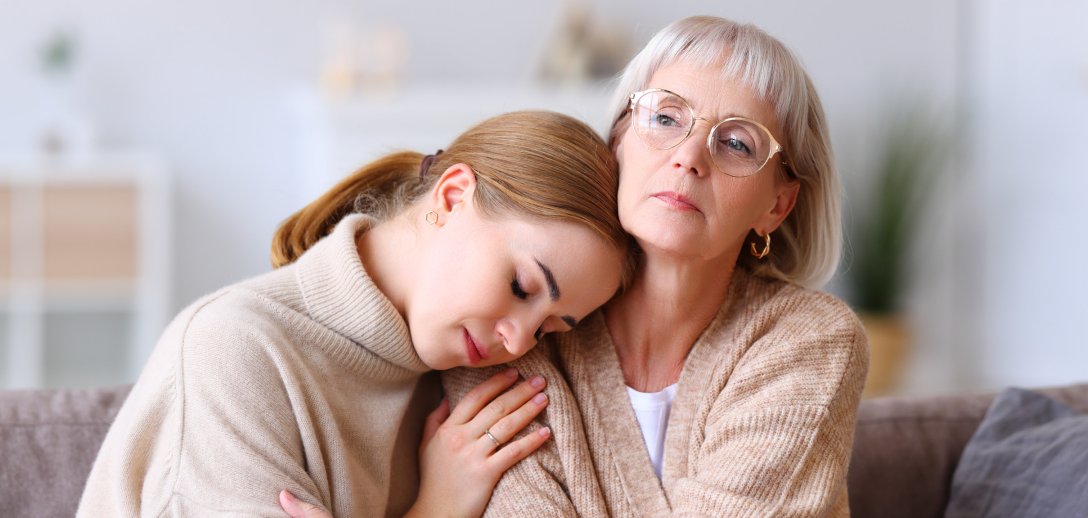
[279,490,331,518]
[279,368,550,518]
[407,367,552,518]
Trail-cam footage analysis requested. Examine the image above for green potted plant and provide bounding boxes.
[38,29,96,158]
[846,101,948,396]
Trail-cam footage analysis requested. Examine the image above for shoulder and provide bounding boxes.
[722,275,869,407]
[184,287,295,344]
[165,283,306,395]
[741,274,865,349]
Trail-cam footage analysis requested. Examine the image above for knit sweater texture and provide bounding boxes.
[78,215,439,517]
[443,270,869,517]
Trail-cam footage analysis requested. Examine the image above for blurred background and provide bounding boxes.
[0,0,1084,395]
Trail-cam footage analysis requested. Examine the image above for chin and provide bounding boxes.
[634,229,703,256]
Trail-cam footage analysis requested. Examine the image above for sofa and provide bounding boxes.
[2,383,1086,517]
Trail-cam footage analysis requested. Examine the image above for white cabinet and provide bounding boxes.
[0,154,170,388]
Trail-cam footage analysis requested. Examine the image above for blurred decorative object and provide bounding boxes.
[537,4,632,86]
[319,20,408,99]
[41,31,75,74]
[859,313,910,397]
[37,29,96,159]
[847,101,948,396]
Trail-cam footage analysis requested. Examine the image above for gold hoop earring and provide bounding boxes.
[750,232,771,259]
[424,211,438,225]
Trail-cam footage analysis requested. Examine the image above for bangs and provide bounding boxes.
[651,23,805,131]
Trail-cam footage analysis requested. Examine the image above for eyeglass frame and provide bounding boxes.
[626,88,793,178]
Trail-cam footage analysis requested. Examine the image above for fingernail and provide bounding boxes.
[533,393,548,405]
[505,367,519,379]
[280,490,300,513]
[530,375,545,388]
[538,426,551,438]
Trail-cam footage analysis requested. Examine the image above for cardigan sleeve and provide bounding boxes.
[666,308,869,517]
[78,297,326,517]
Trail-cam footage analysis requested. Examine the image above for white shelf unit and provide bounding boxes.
[0,153,170,389]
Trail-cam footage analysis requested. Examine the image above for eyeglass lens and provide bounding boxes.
[632,90,775,176]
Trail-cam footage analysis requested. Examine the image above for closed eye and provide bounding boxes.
[510,276,529,300]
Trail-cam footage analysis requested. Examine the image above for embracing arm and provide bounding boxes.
[440,347,606,518]
[281,366,559,518]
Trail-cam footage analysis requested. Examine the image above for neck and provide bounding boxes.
[355,211,422,319]
[606,248,737,392]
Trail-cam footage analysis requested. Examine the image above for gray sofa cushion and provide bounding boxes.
[0,385,130,518]
[945,388,1088,518]
[847,383,1088,518]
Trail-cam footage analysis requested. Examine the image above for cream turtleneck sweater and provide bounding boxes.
[78,215,440,517]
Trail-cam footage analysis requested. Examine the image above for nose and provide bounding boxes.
[671,118,713,177]
[495,315,538,358]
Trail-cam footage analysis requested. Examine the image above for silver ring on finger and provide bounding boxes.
[483,429,502,447]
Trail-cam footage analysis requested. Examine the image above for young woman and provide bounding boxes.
[77,110,631,517]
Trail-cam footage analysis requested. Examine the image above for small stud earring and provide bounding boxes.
[425,211,438,225]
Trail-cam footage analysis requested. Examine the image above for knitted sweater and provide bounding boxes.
[443,270,869,517]
[78,215,439,518]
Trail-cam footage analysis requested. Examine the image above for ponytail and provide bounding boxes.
[271,151,431,268]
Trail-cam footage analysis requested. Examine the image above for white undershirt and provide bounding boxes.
[626,383,678,479]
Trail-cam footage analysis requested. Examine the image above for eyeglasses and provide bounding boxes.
[627,88,789,177]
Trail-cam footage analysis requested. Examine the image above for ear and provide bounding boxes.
[755,180,800,234]
[429,163,477,225]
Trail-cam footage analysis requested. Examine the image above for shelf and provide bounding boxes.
[0,152,171,389]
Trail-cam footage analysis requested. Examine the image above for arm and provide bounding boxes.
[441,346,608,518]
[408,368,554,518]
[281,368,556,518]
[79,301,324,517]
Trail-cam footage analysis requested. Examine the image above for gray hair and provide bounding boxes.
[607,16,841,289]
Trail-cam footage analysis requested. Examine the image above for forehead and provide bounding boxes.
[497,217,602,260]
[646,60,781,132]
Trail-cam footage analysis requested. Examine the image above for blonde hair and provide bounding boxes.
[271,110,631,281]
[607,16,841,288]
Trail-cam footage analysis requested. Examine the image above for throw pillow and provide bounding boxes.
[945,387,1088,517]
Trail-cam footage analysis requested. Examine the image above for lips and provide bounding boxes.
[463,328,489,365]
[651,191,700,212]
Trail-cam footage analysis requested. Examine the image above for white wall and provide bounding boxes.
[968,0,1088,390]
[2,0,1081,391]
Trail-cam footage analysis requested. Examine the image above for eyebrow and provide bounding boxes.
[535,259,560,301]
[535,259,580,329]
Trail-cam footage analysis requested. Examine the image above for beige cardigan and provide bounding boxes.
[78,215,440,517]
[444,270,869,517]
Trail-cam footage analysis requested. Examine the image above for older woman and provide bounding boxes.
[441,16,868,517]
